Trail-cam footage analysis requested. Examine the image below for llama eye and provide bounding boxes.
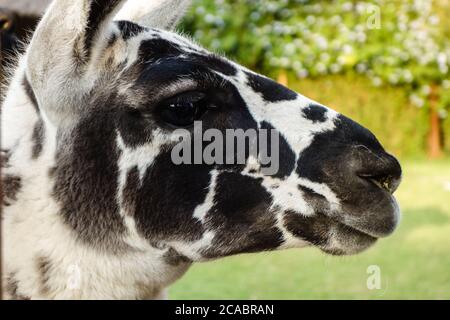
[159,91,208,127]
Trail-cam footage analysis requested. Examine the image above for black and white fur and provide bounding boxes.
[1,0,402,300]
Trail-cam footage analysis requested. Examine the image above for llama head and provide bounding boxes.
[25,0,401,261]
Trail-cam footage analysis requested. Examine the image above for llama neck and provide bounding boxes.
[2,125,190,299]
[3,196,189,299]
[1,63,190,300]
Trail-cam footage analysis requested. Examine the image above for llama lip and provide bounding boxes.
[329,214,380,238]
[333,192,400,240]
[320,218,379,256]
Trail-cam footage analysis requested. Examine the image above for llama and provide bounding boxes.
[1,0,402,300]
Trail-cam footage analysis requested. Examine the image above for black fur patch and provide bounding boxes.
[260,121,295,178]
[84,0,123,59]
[138,38,236,76]
[107,33,118,48]
[2,174,22,206]
[302,104,327,123]
[193,53,237,76]
[22,76,39,113]
[5,273,30,300]
[52,109,127,251]
[1,149,11,168]
[31,119,44,159]
[116,20,147,40]
[36,256,52,296]
[164,248,192,266]
[139,38,184,62]
[245,72,297,102]
[133,150,208,242]
[122,166,140,214]
[117,106,157,148]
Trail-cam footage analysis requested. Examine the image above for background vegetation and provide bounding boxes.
[181,0,450,158]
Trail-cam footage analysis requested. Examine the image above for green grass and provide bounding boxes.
[170,160,450,299]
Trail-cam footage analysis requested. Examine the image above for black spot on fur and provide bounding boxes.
[260,121,295,178]
[5,273,30,300]
[1,149,11,168]
[31,119,44,159]
[245,72,297,102]
[36,256,52,296]
[2,174,22,206]
[116,20,146,40]
[202,172,284,258]
[302,104,327,123]
[22,76,39,113]
[84,0,122,59]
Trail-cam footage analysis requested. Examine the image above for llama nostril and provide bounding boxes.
[360,173,401,194]
[356,151,402,194]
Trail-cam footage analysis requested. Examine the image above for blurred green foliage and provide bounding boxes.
[181,0,450,157]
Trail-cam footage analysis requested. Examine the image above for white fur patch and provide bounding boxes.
[193,170,219,223]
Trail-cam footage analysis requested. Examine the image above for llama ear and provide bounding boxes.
[116,0,192,30]
[26,0,127,124]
